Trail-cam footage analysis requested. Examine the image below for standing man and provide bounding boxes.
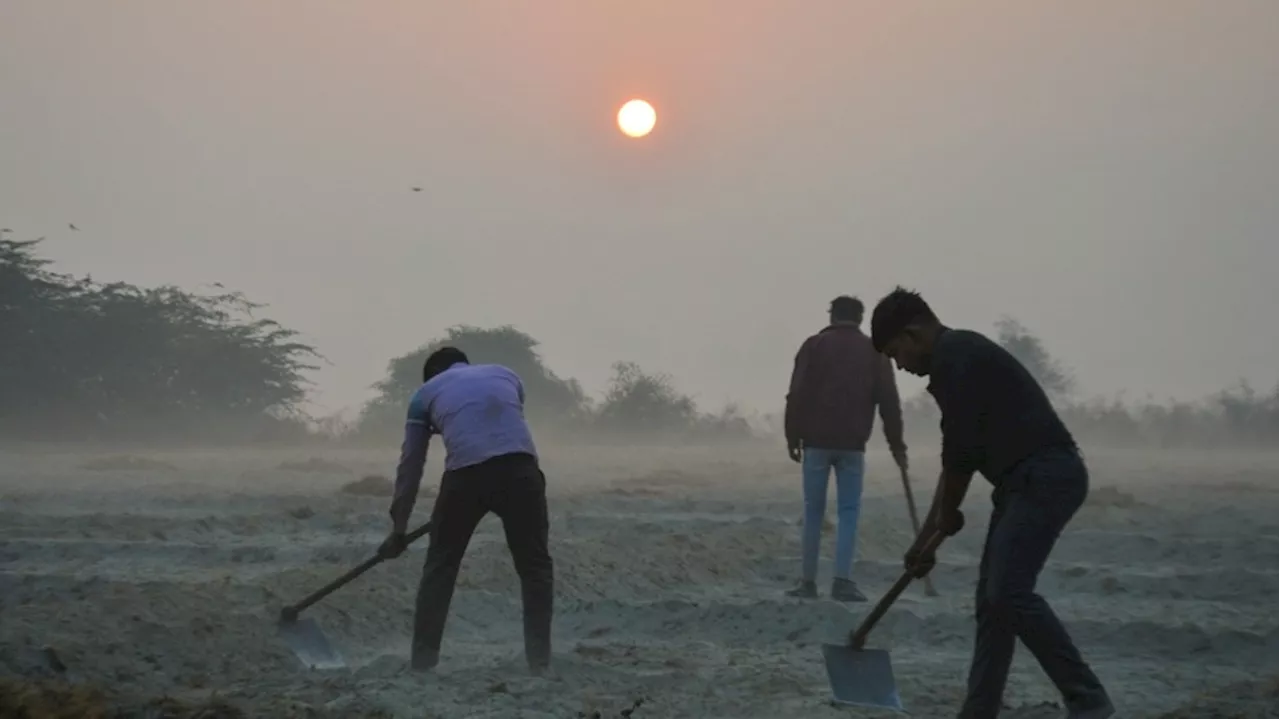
[377,347,554,675]
[869,287,1113,719]
[784,295,908,602]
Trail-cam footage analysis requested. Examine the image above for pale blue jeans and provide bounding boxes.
[800,447,865,582]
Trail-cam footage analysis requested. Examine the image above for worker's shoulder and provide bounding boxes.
[410,363,520,404]
[809,325,876,354]
[404,380,436,422]
[442,364,524,394]
[412,364,469,400]
[467,363,522,383]
[424,363,520,389]
[938,328,997,354]
[796,330,822,350]
[936,328,1018,375]
[407,376,440,405]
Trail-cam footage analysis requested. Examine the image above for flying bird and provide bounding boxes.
[411,187,423,192]
[0,228,11,234]
[69,223,79,231]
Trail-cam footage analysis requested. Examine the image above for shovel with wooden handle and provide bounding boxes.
[898,466,938,597]
[821,530,948,710]
[277,521,433,670]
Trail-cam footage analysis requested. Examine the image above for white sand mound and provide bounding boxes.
[340,475,395,497]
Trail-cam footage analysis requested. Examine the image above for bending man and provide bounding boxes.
[378,347,553,674]
[869,287,1112,719]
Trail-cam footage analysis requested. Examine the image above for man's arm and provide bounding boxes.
[783,339,812,448]
[919,467,974,537]
[874,354,908,459]
[388,406,433,533]
[916,357,984,540]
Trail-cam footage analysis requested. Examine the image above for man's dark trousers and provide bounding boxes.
[960,446,1110,718]
[412,452,553,670]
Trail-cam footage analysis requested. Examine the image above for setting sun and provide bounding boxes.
[617,99,656,138]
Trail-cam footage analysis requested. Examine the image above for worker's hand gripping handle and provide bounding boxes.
[279,521,433,623]
[847,530,948,649]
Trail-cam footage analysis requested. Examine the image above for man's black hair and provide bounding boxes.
[870,286,938,352]
[829,295,864,323]
[423,346,469,382]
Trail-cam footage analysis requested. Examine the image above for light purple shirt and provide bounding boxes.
[389,363,537,529]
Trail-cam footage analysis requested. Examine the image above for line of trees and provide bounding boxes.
[0,236,319,441]
[993,317,1276,447]
[352,325,750,442]
[0,235,746,443]
[2,233,1274,447]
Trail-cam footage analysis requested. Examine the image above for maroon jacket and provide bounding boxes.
[785,323,906,453]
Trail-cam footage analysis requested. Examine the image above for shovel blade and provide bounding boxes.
[278,617,346,670]
[821,643,904,711]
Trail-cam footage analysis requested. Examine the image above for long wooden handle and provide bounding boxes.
[848,530,947,648]
[899,467,938,597]
[282,521,433,619]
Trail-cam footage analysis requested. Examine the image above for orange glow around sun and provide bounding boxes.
[617,99,656,138]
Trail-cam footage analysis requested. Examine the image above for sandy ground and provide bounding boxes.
[0,442,1275,718]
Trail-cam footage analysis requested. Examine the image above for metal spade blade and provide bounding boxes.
[823,531,949,712]
[275,521,433,671]
[278,616,346,670]
[821,643,904,711]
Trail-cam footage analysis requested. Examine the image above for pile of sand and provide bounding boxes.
[339,475,394,497]
[1155,675,1279,718]
[1086,485,1142,508]
[275,458,349,474]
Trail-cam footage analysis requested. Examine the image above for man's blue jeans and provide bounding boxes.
[800,447,865,582]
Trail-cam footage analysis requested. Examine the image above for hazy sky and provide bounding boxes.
[2,1,1275,417]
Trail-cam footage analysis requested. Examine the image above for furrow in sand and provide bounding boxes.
[4,530,1275,607]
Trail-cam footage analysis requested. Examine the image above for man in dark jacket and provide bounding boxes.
[869,286,1112,719]
[784,295,908,601]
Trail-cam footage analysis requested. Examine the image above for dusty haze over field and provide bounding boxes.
[1,1,1275,415]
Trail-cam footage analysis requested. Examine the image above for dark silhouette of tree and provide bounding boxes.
[0,236,319,440]
[595,361,697,432]
[355,325,588,435]
[994,316,1075,401]
[356,328,752,440]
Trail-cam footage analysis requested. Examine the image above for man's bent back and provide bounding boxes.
[406,363,536,471]
[381,348,553,674]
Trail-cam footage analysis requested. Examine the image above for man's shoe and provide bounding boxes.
[784,579,818,599]
[830,578,867,603]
